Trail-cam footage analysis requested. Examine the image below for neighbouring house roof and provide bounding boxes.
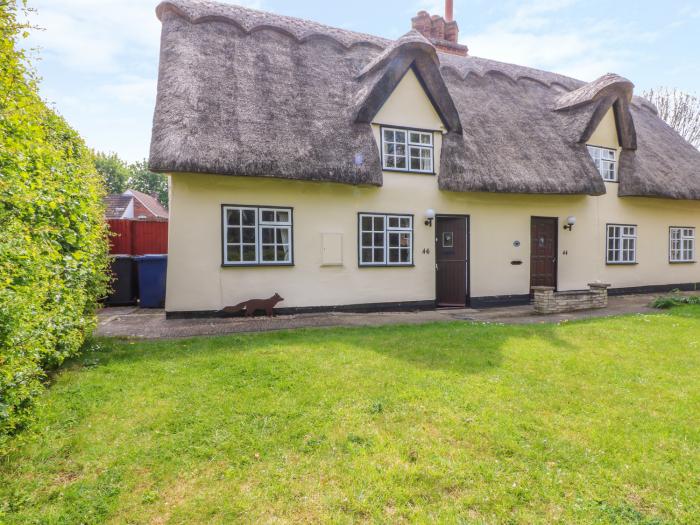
[150,0,700,199]
[124,189,169,219]
[104,190,169,220]
[104,195,134,219]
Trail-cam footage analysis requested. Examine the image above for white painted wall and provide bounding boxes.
[165,71,700,312]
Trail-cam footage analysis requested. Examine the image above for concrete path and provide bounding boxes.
[95,292,677,340]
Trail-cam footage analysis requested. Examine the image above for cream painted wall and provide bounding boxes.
[165,74,700,312]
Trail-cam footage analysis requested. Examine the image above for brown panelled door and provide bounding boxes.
[530,217,558,289]
[435,216,468,306]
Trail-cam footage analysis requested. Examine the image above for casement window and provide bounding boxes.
[587,145,617,182]
[359,213,413,266]
[670,227,695,262]
[606,224,637,264]
[382,127,434,173]
[222,205,293,265]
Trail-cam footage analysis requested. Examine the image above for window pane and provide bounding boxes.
[373,216,384,230]
[276,245,290,262]
[374,248,384,262]
[361,248,372,263]
[261,245,275,262]
[277,228,289,243]
[399,217,410,228]
[361,232,371,246]
[261,210,275,222]
[227,209,240,226]
[227,228,240,243]
[394,130,406,142]
[399,233,410,247]
[400,249,411,263]
[261,227,274,243]
[243,228,256,243]
[395,155,406,169]
[242,245,256,262]
[374,232,384,245]
[388,232,398,248]
[389,249,399,263]
[388,217,399,228]
[242,209,256,226]
[227,245,241,262]
[362,216,372,230]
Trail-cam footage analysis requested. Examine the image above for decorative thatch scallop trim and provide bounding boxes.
[354,31,462,133]
[156,0,388,51]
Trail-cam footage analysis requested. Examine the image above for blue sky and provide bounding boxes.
[22,0,700,162]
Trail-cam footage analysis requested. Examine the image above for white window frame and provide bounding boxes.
[222,205,293,266]
[587,145,618,182]
[381,127,434,174]
[606,224,637,264]
[359,213,413,267]
[669,227,695,263]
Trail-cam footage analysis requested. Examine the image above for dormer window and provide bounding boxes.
[587,145,617,182]
[382,127,434,174]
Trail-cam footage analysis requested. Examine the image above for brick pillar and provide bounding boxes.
[532,286,555,314]
[588,283,611,308]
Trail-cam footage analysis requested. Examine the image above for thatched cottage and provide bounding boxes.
[150,0,700,316]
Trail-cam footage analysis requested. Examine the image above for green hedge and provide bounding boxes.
[0,3,109,451]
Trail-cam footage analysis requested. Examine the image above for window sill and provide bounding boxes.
[359,264,415,268]
[222,263,295,268]
[382,169,436,176]
[669,260,696,264]
[606,262,638,266]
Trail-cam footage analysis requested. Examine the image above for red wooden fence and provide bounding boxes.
[108,219,168,255]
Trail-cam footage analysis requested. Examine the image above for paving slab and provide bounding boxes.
[95,292,691,340]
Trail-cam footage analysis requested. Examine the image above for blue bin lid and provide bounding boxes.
[134,254,167,260]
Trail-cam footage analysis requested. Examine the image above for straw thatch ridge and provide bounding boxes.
[150,0,700,199]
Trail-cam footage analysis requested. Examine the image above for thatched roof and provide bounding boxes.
[150,0,700,199]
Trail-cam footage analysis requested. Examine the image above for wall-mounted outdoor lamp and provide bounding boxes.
[563,215,576,231]
[425,208,436,227]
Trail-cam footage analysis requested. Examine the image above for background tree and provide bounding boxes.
[92,153,168,208]
[93,151,130,194]
[643,87,700,149]
[127,159,168,208]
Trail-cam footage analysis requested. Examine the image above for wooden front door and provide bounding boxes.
[530,217,558,289]
[435,216,468,307]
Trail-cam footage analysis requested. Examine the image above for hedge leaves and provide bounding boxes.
[0,2,109,451]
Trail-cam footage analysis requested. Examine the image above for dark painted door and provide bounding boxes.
[530,217,558,289]
[436,216,468,307]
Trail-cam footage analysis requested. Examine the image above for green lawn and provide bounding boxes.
[2,308,700,524]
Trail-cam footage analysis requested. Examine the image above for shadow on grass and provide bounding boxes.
[82,319,581,377]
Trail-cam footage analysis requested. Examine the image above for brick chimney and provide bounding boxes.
[411,1,468,56]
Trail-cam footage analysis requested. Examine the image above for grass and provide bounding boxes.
[2,308,700,524]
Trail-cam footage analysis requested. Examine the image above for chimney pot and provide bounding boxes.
[410,4,467,56]
[445,0,454,22]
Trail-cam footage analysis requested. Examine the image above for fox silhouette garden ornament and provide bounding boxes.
[223,293,284,317]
